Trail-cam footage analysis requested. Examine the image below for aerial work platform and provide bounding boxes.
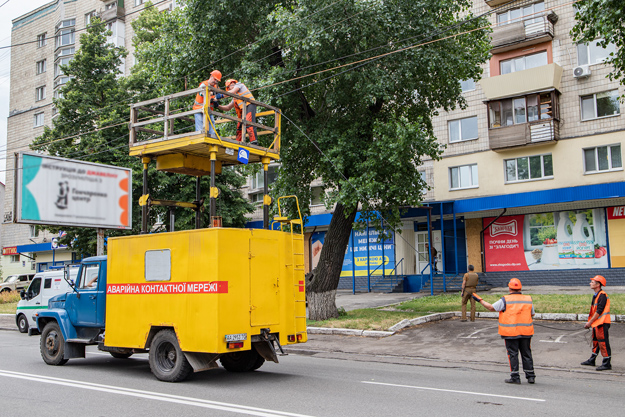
[128,85,282,230]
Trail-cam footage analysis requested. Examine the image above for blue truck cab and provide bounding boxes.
[36,256,132,364]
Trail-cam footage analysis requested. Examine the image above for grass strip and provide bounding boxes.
[307,309,425,331]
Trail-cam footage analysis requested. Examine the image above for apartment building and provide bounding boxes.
[271,0,624,290]
[2,0,172,277]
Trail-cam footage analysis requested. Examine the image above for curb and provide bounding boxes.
[308,312,625,337]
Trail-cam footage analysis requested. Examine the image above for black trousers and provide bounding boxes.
[505,337,535,379]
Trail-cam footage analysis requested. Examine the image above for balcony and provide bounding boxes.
[489,119,559,151]
[480,63,563,101]
[485,0,512,6]
[490,12,557,54]
[101,6,126,22]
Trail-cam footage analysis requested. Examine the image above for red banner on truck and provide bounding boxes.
[107,281,228,295]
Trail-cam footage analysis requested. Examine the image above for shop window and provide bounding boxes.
[505,154,553,183]
[448,116,478,143]
[584,145,622,174]
[580,90,620,121]
[497,1,544,25]
[500,51,547,75]
[577,40,617,66]
[449,164,478,190]
[489,92,554,128]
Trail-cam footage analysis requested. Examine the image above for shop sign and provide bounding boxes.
[607,206,625,219]
[2,246,18,256]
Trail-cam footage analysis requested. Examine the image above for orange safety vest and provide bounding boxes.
[498,294,534,337]
[231,82,255,118]
[193,80,216,110]
[589,290,611,328]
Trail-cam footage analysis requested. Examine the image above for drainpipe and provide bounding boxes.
[480,208,507,273]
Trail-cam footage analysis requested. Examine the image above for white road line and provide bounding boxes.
[459,325,497,339]
[362,381,545,402]
[540,328,588,344]
[0,369,316,417]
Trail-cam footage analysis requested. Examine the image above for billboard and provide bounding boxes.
[483,209,608,272]
[15,153,132,229]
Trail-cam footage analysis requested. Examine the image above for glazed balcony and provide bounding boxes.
[488,119,559,151]
[480,63,563,101]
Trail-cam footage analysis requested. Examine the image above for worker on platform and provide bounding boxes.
[460,265,479,322]
[193,70,223,136]
[581,275,612,371]
[217,79,257,144]
[472,278,536,384]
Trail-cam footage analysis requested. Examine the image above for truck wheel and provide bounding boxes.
[149,329,192,382]
[110,352,133,359]
[17,314,29,334]
[40,322,68,365]
[220,349,263,372]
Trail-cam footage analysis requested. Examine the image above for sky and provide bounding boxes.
[0,0,51,185]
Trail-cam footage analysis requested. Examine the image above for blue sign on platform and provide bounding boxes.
[237,148,250,164]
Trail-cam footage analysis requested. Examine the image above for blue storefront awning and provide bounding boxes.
[16,242,53,253]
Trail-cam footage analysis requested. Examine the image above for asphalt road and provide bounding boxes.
[1,330,623,416]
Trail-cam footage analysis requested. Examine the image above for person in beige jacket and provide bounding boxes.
[461,265,479,322]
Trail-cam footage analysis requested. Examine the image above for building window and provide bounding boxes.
[34,112,44,127]
[489,92,553,128]
[29,225,39,238]
[35,86,46,101]
[56,19,75,30]
[56,47,75,58]
[36,59,46,74]
[449,164,478,190]
[581,90,620,121]
[10,255,20,263]
[505,154,553,183]
[37,33,47,47]
[54,90,64,100]
[460,79,475,92]
[577,40,617,66]
[250,166,278,190]
[448,116,478,143]
[584,145,622,174]
[500,51,548,75]
[134,0,144,6]
[311,187,325,206]
[55,29,75,48]
[85,11,96,26]
[55,57,72,77]
[497,1,544,25]
[54,76,71,88]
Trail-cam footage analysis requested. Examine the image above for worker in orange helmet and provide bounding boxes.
[193,70,223,136]
[581,275,612,371]
[472,278,536,384]
[217,79,257,144]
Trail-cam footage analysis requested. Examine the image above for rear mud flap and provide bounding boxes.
[253,341,279,364]
[183,352,221,373]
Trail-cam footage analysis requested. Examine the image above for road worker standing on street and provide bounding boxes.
[193,70,222,136]
[218,79,257,144]
[581,275,612,371]
[472,278,536,384]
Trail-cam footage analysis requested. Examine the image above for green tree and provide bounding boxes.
[135,0,491,319]
[570,0,625,87]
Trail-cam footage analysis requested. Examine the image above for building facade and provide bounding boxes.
[2,0,173,277]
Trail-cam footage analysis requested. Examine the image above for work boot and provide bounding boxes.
[596,358,611,371]
[581,355,597,366]
[504,378,521,384]
[527,377,535,384]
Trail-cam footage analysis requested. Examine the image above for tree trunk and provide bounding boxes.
[307,202,357,320]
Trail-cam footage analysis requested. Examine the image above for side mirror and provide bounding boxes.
[20,290,25,300]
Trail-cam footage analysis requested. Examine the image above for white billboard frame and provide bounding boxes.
[14,152,132,230]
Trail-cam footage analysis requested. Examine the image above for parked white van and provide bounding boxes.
[15,267,79,334]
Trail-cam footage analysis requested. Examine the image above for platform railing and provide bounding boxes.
[129,85,281,154]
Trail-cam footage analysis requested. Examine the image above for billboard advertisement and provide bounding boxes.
[483,209,608,272]
[310,228,396,278]
[16,153,132,229]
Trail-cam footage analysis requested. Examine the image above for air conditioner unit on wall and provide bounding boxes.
[573,65,591,78]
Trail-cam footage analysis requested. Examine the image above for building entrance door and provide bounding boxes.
[416,230,441,274]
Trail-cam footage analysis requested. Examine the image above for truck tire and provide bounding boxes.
[220,348,263,372]
[17,314,29,334]
[40,322,68,366]
[110,352,133,359]
[149,329,192,382]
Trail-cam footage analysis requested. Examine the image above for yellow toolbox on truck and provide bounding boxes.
[104,226,307,380]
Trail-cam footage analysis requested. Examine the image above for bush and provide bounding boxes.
[0,290,21,304]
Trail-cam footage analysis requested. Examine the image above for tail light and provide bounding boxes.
[287,335,295,342]
[227,342,244,349]
[296,334,303,342]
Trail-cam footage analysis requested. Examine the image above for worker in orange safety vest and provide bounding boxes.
[581,275,611,371]
[193,70,223,136]
[217,79,257,144]
[472,278,536,384]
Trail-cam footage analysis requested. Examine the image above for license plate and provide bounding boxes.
[225,333,247,342]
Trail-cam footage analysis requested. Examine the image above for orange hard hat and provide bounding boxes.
[210,70,222,82]
[508,278,522,290]
[225,79,238,88]
[591,275,606,286]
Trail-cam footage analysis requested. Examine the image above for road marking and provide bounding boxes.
[0,369,315,417]
[362,381,545,402]
[540,329,587,344]
[459,325,497,339]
